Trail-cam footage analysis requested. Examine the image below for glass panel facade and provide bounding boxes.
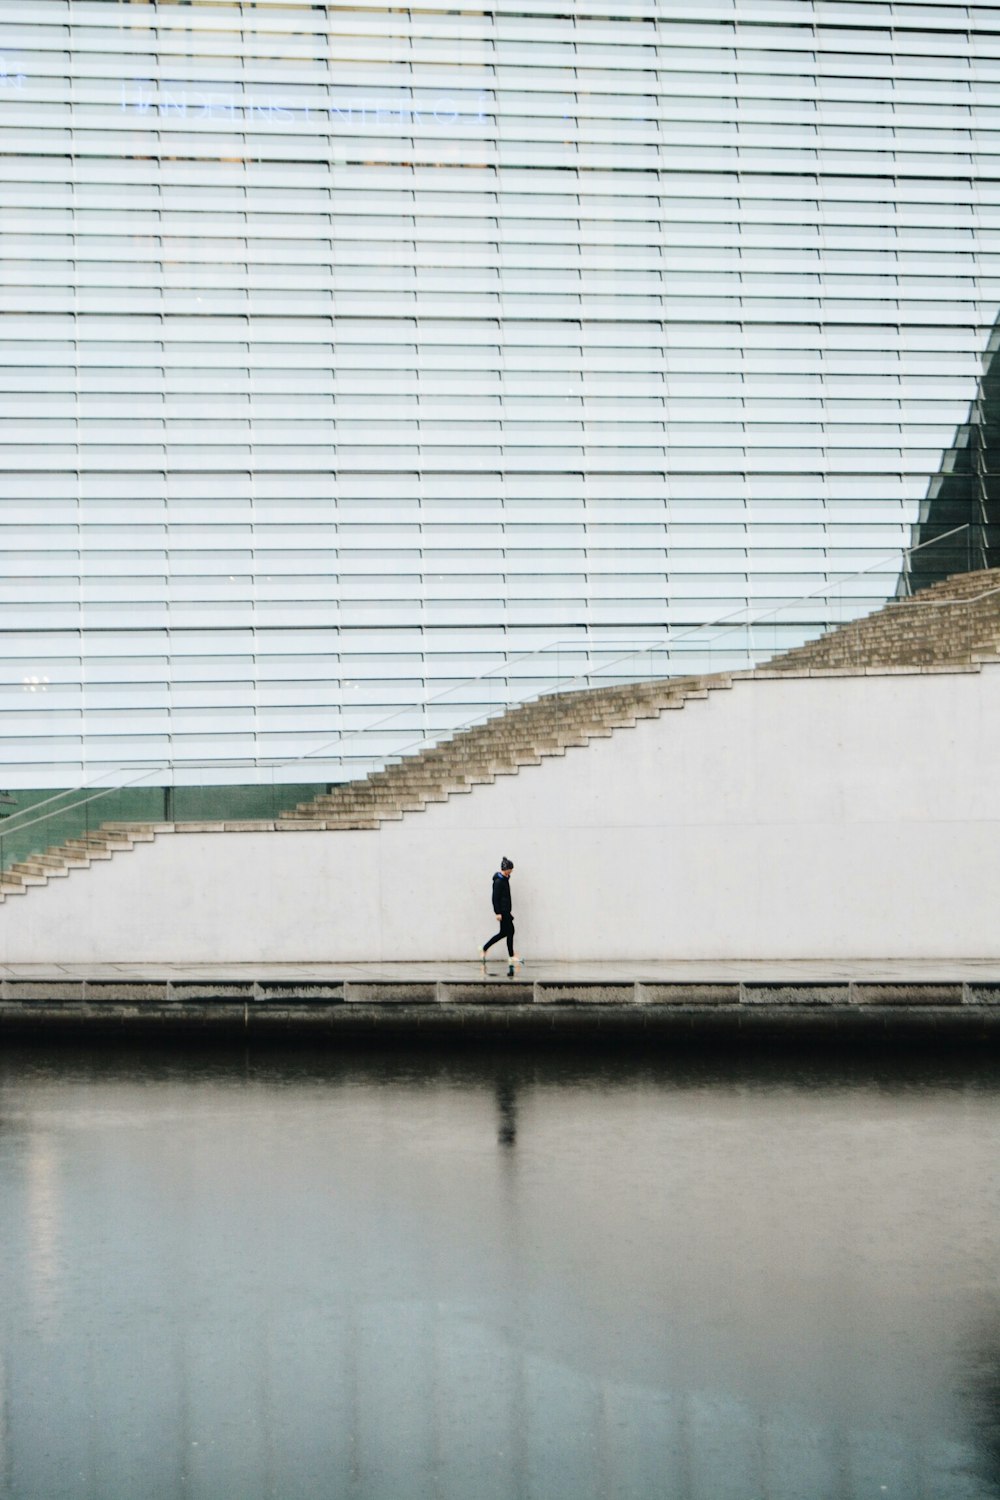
[1,0,998,785]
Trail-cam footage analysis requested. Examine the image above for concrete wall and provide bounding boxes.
[3,665,1000,963]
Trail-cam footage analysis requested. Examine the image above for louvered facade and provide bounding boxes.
[2,0,999,788]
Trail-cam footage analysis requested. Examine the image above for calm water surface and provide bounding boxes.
[1,1045,999,1500]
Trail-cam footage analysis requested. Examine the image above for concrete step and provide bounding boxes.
[64,833,132,848]
[335,774,464,798]
[371,775,474,793]
[321,783,485,814]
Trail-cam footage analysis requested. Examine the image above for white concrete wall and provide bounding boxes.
[4,665,1000,963]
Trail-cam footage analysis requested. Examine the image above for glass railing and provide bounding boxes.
[0,523,982,878]
[0,781,328,879]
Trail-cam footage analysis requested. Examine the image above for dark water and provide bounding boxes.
[1,1045,1000,1500]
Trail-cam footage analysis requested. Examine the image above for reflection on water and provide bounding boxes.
[1,1046,1000,1500]
[495,1075,518,1148]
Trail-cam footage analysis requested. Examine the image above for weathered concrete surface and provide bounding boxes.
[0,962,999,1039]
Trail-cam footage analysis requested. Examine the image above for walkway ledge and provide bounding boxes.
[3,964,1000,1042]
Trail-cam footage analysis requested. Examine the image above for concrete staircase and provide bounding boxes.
[0,825,162,897]
[765,566,1000,673]
[277,675,726,831]
[5,566,1000,901]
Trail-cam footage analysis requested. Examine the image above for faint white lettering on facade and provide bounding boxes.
[117,82,490,128]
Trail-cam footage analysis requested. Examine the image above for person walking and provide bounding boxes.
[481,856,519,971]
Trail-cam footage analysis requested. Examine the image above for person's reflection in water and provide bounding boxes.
[495,1076,517,1148]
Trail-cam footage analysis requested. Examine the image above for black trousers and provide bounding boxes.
[483,912,515,957]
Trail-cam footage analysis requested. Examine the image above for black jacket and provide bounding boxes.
[492,871,512,916]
